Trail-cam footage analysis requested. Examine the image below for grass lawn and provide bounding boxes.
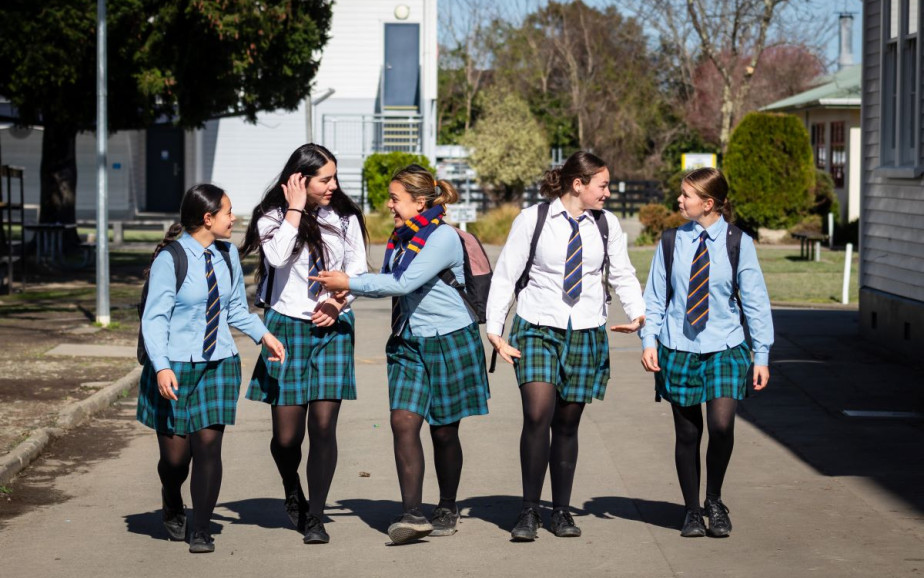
[628,245,859,305]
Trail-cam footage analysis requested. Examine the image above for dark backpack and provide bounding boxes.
[137,241,232,365]
[490,202,612,372]
[438,225,493,324]
[660,224,751,346]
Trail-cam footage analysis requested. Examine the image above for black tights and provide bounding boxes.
[269,401,341,516]
[391,410,462,512]
[519,382,585,510]
[157,425,225,532]
[671,398,737,510]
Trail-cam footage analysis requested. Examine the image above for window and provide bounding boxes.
[811,123,826,169]
[831,122,846,187]
[880,0,921,172]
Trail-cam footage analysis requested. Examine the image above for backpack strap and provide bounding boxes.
[592,209,611,304]
[725,223,751,348]
[163,242,188,293]
[514,202,550,298]
[660,228,677,308]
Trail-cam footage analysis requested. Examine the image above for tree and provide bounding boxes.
[0,0,332,226]
[724,112,814,231]
[362,152,435,210]
[461,89,548,202]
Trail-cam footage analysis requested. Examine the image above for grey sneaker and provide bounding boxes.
[284,485,308,532]
[704,498,732,537]
[680,507,706,537]
[510,506,542,542]
[429,506,460,537]
[303,514,330,544]
[161,487,186,542]
[549,508,581,538]
[188,530,215,553]
[387,509,433,544]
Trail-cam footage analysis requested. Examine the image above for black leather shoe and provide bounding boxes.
[284,485,308,532]
[510,506,542,542]
[387,509,433,544]
[549,508,582,538]
[704,498,732,537]
[188,530,215,553]
[429,506,460,537]
[161,487,186,541]
[680,508,706,537]
[303,514,330,544]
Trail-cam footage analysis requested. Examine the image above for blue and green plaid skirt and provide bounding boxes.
[246,309,357,406]
[508,315,610,403]
[137,355,242,436]
[654,342,752,406]
[386,322,490,426]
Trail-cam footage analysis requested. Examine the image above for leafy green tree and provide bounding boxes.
[362,152,435,210]
[461,89,548,202]
[0,0,332,225]
[724,112,814,231]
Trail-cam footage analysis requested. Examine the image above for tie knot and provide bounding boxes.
[563,212,585,227]
[699,231,709,242]
[204,249,213,258]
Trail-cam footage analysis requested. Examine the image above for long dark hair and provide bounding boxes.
[539,151,607,199]
[146,183,226,277]
[240,144,369,285]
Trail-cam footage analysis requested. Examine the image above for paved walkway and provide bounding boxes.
[1,297,922,577]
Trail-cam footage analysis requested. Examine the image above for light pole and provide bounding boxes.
[95,0,110,326]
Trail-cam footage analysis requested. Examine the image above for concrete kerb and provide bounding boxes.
[0,366,142,486]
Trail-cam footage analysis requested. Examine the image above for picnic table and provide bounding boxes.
[791,231,829,261]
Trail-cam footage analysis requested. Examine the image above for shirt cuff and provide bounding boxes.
[753,351,769,366]
[151,356,171,373]
[486,319,505,336]
[642,335,658,350]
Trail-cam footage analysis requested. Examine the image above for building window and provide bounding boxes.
[831,121,846,187]
[880,0,921,170]
[811,123,826,169]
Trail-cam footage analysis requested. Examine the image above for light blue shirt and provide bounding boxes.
[349,225,474,337]
[639,217,774,366]
[142,233,268,372]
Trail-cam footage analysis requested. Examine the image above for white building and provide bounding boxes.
[0,1,438,219]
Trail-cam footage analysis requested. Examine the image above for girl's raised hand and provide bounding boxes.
[610,315,645,333]
[281,173,308,211]
[262,332,286,363]
[487,333,521,365]
[308,270,350,292]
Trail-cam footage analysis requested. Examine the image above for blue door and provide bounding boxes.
[383,23,420,109]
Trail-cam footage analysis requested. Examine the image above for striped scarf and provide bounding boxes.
[382,205,445,279]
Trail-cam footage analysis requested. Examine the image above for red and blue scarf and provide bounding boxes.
[382,205,445,279]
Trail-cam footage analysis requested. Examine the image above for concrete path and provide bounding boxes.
[1,297,922,577]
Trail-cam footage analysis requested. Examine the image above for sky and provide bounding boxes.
[437,0,865,70]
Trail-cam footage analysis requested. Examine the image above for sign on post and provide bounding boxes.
[681,153,718,171]
[446,204,477,226]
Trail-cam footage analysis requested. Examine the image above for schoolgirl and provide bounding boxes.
[240,144,368,544]
[639,167,773,538]
[311,164,490,545]
[485,151,646,541]
[138,184,285,553]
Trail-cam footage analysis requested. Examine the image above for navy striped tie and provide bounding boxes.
[687,231,710,330]
[390,246,406,335]
[203,250,220,356]
[307,250,322,297]
[563,212,586,300]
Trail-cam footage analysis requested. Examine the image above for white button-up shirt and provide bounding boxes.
[258,207,367,320]
[486,198,646,335]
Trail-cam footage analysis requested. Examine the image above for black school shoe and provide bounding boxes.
[429,506,460,537]
[161,488,187,541]
[510,506,542,542]
[284,485,308,532]
[704,498,732,537]
[387,509,433,544]
[303,514,330,544]
[188,530,215,553]
[680,507,706,538]
[549,508,582,538]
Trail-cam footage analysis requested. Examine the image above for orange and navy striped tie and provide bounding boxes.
[687,231,710,330]
[203,250,220,356]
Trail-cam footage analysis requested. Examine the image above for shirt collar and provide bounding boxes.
[549,197,591,221]
[690,216,727,242]
[178,232,214,259]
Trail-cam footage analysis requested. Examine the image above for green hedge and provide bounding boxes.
[724,112,814,230]
[362,152,435,210]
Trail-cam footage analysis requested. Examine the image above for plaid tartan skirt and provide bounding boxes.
[136,355,242,436]
[386,322,490,426]
[654,342,752,406]
[246,309,357,406]
[508,315,610,403]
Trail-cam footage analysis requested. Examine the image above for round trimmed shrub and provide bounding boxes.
[362,152,435,210]
[724,112,814,230]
